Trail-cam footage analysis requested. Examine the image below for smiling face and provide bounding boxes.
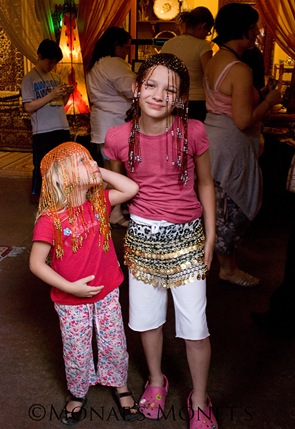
[136,65,181,123]
[127,54,190,181]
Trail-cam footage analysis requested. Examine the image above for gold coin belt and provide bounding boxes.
[124,218,208,288]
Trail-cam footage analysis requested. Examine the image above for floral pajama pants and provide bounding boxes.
[54,289,128,398]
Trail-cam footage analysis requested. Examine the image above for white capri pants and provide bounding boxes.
[128,273,209,340]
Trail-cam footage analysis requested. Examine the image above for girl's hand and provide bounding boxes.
[30,242,104,297]
[203,239,215,271]
[70,275,104,298]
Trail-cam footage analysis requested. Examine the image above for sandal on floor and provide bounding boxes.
[113,389,139,421]
[219,271,261,288]
[61,394,87,426]
[187,391,218,429]
[110,216,129,229]
[139,375,169,419]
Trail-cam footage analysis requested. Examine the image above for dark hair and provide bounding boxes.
[213,3,259,45]
[89,26,131,70]
[136,53,190,101]
[37,39,63,62]
[128,53,190,184]
[179,6,214,32]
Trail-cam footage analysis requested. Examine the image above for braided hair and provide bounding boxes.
[127,53,190,184]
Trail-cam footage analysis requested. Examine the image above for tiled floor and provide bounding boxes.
[0,143,294,429]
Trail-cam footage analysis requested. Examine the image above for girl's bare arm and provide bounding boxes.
[29,241,103,298]
[194,150,216,270]
[98,166,139,207]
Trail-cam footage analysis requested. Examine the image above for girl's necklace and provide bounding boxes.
[220,44,241,60]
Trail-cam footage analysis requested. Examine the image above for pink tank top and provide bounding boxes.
[204,61,241,117]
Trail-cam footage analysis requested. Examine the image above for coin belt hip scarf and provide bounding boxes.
[124,218,208,288]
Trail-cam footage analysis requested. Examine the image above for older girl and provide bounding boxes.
[105,53,217,429]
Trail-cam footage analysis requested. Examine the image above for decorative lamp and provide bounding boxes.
[57,1,89,115]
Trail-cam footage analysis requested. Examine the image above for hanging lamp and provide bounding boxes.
[57,0,89,115]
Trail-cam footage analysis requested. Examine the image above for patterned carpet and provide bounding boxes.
[0,151,33,177]
[0,245,25,263]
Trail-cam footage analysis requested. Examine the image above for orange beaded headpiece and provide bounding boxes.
[37,142,110,259]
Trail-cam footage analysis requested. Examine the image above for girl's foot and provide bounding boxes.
[187,391,218,429]
[61,394,87,426]
[139,375,169,419]
[114,388,139,421]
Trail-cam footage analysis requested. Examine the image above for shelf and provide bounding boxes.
[131,0,179,65]
[274,63,294,91]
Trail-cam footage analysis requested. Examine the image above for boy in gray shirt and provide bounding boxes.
[21,39,74,197]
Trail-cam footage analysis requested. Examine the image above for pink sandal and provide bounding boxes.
[139,375,169,419]
[187,391,218,429]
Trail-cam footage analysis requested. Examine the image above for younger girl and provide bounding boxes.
[104,54,218,429]
[29,142,139,425]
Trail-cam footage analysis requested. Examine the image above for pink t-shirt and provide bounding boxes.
[104,119,209,223]
[32,191,123,305]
